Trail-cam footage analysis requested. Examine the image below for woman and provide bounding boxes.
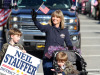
[32,9,73,75]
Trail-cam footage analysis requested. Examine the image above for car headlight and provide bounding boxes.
[13,24,18,28]
[68,26,74,30]
[72,36,77,41]
[69,19,74,23]
[68,26,77,30]
[69,19,77,23]
[13,17,18,21]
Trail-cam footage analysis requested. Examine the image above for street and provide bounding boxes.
[80,14,100,75]
[0,14,100,75]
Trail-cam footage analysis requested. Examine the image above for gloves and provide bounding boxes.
[31,9,37,21]
[68,46,74,50]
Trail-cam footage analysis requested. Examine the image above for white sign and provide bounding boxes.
[0,45,41,75]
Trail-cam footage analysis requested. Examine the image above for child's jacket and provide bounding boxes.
[62,60,79,75]
[0,43,24,64]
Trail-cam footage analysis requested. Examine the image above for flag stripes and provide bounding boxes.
[0,9,11,27]
[39,4,49,14]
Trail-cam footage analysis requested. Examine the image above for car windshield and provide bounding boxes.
[17,0,72,9]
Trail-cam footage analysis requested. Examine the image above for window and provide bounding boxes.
[17,0,72,9]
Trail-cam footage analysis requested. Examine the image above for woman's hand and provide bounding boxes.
[51,69,55,71]
[51,68,63,72]
[22,50,26,53]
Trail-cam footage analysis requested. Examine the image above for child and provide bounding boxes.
[51,52,79,75]
[0,28,26,64]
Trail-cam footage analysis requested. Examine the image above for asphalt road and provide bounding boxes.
[80,14,100,75]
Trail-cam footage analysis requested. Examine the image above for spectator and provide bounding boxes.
[0,28,26,64]
[32,9,73,75]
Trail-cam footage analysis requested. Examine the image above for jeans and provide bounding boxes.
[62,72,65,75]
[43,57,53,75]
[42,57,65,75]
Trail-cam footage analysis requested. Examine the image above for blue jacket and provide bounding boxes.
[34,21,73,55]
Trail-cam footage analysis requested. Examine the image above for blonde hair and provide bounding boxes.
[56,52,68,61]
[48,10,65,29]
[8,28,22,36]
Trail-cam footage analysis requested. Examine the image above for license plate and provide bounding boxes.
[36,43,45,50]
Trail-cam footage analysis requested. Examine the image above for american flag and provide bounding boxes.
[39,4,50,14]
[0,9,11,27]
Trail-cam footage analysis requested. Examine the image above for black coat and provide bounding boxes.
[34,21,73,56]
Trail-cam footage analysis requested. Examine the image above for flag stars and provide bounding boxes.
[16,69,20,73]
[21,72,24,75]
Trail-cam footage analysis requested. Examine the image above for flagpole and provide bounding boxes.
[12,0,13,6]
[36,2,44,12]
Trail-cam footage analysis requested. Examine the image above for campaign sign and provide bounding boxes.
[0,45,41,75]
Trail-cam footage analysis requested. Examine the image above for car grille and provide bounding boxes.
[65,19,70,23]
[21,25,38,30]
[20,18,69,30]
[21,18,33,22]
[34,36,45,40]
[21,17,49,30]
[21,18,50,22]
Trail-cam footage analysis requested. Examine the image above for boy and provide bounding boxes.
[51,52,79,75]
[0,28,26,64]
